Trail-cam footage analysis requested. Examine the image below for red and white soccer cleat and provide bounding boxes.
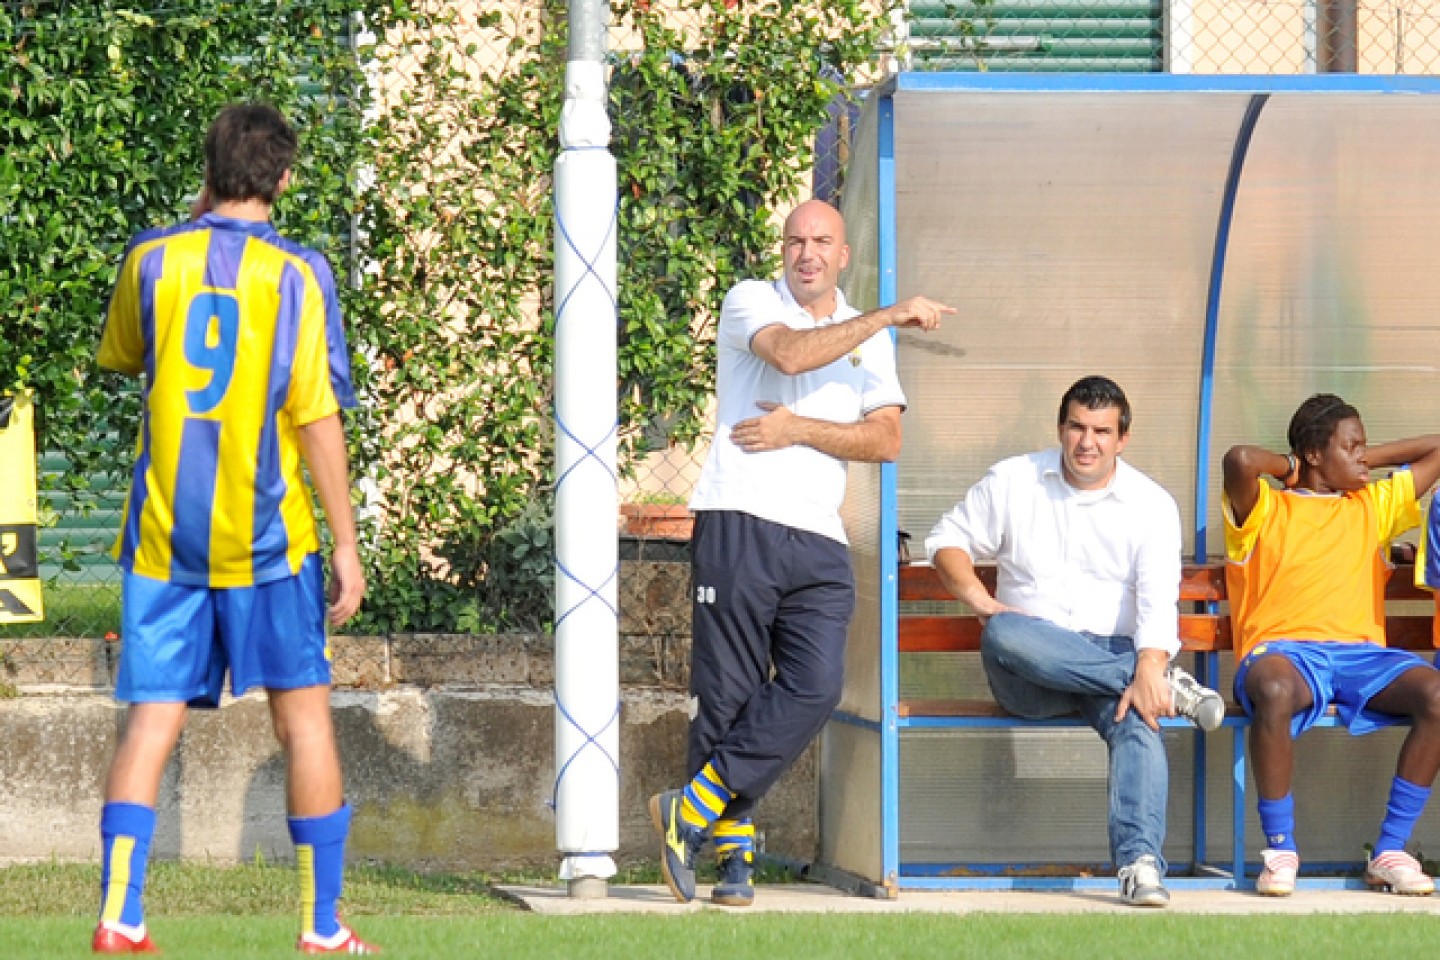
[1255,848,1299,896]
[92,922,160,954]
[298,926,381,955]
[1365,850,1435,895]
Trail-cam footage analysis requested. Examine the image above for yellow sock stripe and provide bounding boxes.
[711,819,754,839]
[712,818,755,855]
[700,762,730,797]
[690,781,729,816]
[296,843,317,936]
[694,763,734,808]
[679,800,709,829]
[100,836,136,925]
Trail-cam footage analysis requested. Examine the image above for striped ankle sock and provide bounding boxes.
[713,817,755,863]
[289,804,352,940]
[1375,777,1430,855]
[99,802,156,930]
[680,761,734,830]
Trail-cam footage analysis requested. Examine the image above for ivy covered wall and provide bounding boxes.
[1,0,891,636]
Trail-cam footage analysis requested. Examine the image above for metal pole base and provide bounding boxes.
[567,877,609,900]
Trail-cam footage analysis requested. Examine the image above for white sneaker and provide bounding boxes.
[1117,854,1169,907]
[1256,848,1299,896]
[1168,665,1225,732]
[1365,850,1434,895]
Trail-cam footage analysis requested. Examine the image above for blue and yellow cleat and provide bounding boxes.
[711,851,754,907]
[649,789,705,903]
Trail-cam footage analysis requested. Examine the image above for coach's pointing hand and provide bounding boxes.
[884,296,955,332]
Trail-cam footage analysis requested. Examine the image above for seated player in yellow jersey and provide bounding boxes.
[1223,394,1440,898]
[91,104,376,955]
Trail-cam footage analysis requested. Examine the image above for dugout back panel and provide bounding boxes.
[827,74,1440,891]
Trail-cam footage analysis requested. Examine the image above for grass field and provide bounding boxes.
[3,862,1438,959]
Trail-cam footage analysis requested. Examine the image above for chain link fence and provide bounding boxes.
[11,0,1440,647]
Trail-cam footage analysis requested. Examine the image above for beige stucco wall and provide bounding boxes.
[0,559,819,870]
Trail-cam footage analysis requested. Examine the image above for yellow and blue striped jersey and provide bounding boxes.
[98,213,357,588]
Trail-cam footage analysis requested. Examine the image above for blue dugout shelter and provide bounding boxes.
[826,73,1440,894]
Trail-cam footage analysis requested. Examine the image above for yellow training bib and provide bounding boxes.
[0,392,44,623]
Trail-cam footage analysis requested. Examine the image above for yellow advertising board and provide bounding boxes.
[0,392,44,623]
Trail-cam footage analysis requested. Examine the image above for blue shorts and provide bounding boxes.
[1233,640,1434,736]
[115,554,331,707]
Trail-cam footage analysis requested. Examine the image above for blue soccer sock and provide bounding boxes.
[289,804,352,940]
[679,761,735,831]
[712,817,755,864]
[99,802,156,930]
[1374,777,1430,855]
[1257,794,1297,852]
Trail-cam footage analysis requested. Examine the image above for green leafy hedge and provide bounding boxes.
[2,0,889,636]
[1,0,396,561]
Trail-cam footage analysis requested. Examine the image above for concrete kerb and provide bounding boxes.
[498,883,1440,915]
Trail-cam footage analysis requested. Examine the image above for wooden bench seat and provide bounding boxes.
[890,559,1438,889]
[899,562,1433,659]
[899,561,1434,721]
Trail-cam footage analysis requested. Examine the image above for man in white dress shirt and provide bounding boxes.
[648,199,952,906]
[925,375,1223,907]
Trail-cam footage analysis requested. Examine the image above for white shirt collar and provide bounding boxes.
[1039,447,1138,502]
[774,276,849,320]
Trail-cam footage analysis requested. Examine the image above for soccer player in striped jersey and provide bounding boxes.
[91,103,376,955]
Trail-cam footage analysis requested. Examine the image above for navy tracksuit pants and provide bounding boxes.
[687,510,855,820]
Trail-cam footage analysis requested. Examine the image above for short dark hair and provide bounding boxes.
[204,103,297,205]
[1057,375,1132,435]
[1287,393,1360,457]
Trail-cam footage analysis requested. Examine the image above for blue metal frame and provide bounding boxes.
[893,73,1440,94]
[898,873,1367,892]
[868,72,1439,896]
[830,709,882,733]
[1187,90,1268,881]
[877,92,903,894]
[1193,93,1269,563]
[888,711,1353,890]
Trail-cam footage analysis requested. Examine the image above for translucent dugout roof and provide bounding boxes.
[842,75,1440,556]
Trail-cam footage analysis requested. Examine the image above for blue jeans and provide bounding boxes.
[980,612,1169,872]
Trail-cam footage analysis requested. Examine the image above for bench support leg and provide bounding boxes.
[1233,724,1247,887]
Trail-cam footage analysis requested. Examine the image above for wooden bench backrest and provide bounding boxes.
[898,562,1436,654]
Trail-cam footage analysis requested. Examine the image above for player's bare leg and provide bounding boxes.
[1244,656,1311,896]
[270,686,343,815]
[1361,668,1440,894]
[269,686,378,954]
[106,703,189,805]
[1368,667,1440,788]
[95,703,187,953]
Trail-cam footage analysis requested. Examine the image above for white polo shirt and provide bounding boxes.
[924,449,1182,655]
[689,277,906,544]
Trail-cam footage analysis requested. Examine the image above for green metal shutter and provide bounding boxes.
[908,0,1164,72]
